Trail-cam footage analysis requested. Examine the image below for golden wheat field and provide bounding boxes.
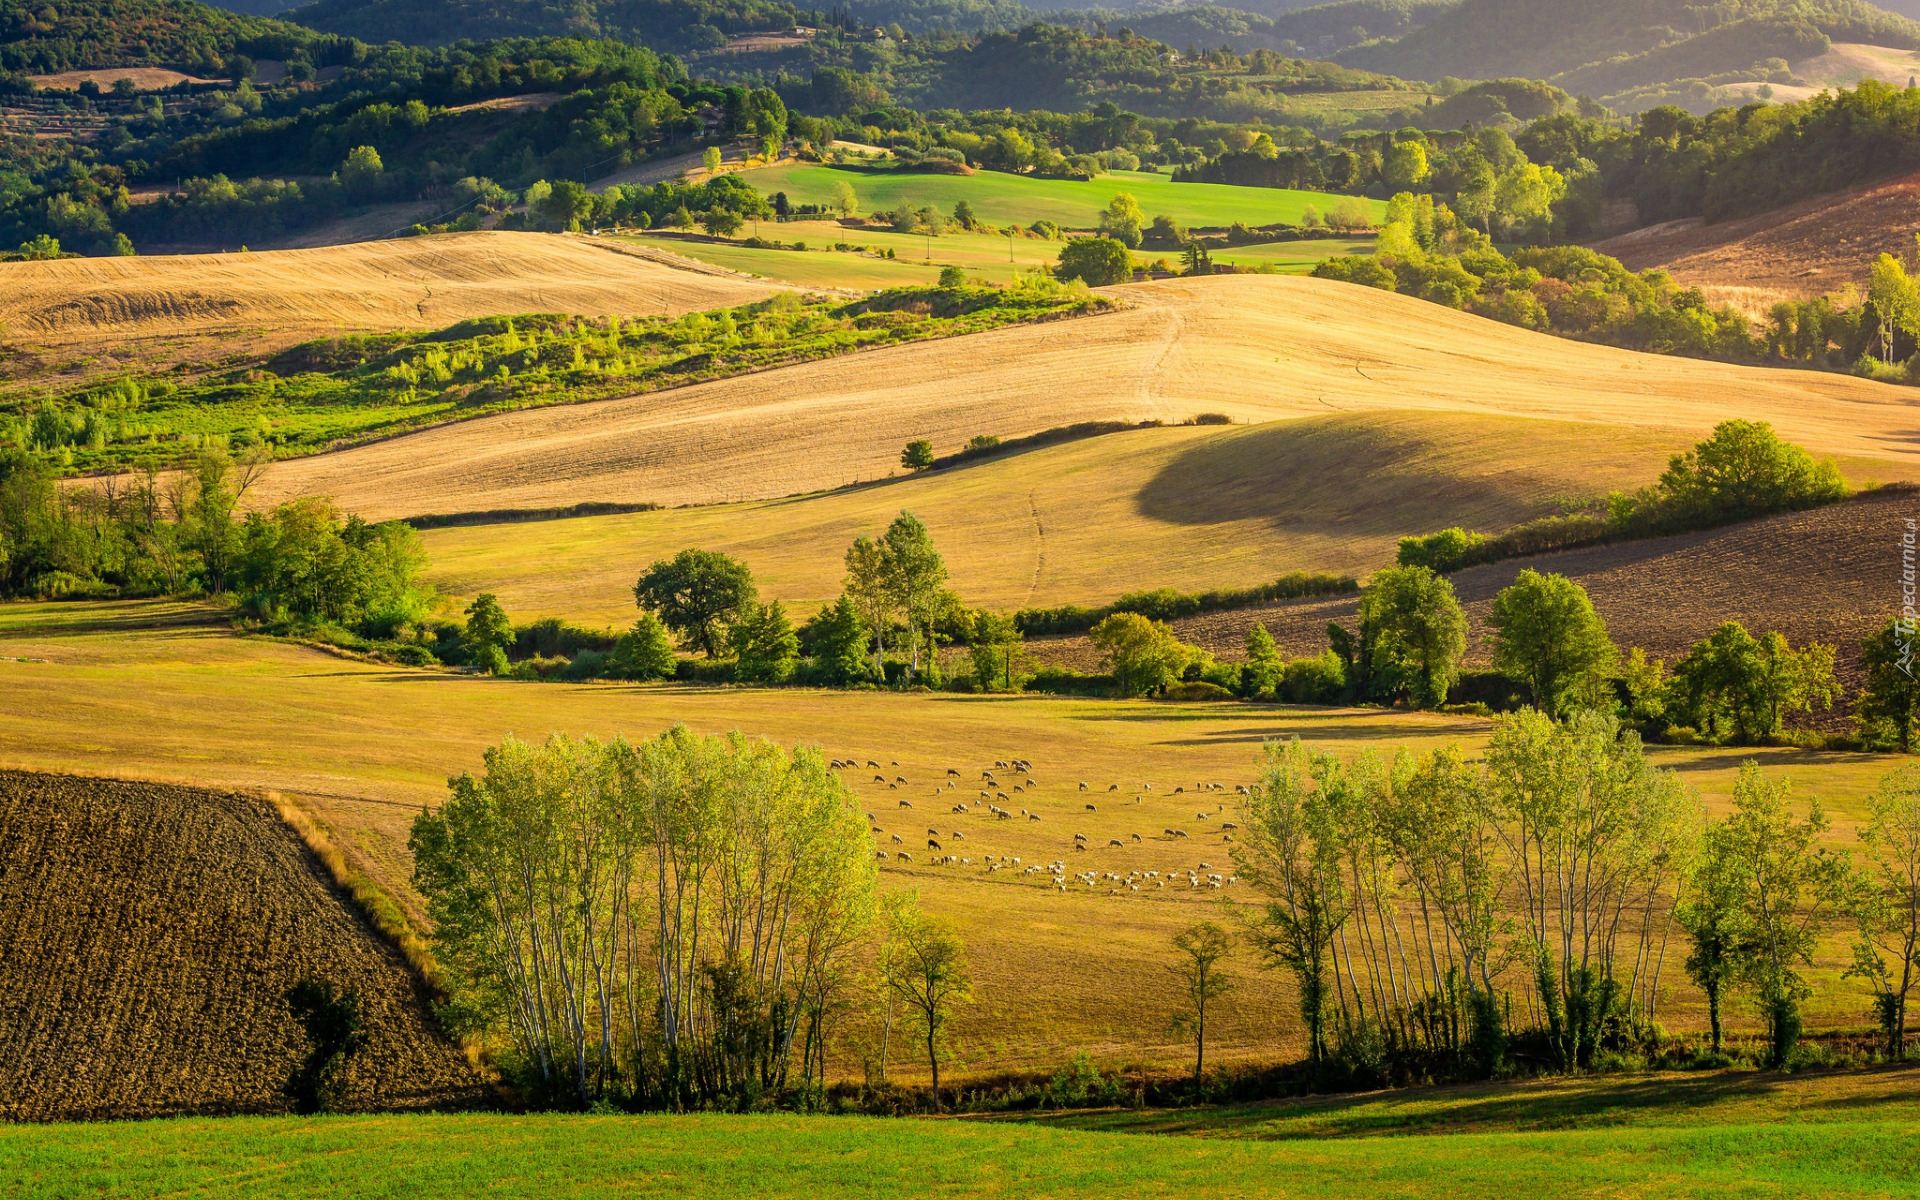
[0,602,1899,1080]
[251,273,1920,520]
[417,411,1698,626]
[0,231,778,350]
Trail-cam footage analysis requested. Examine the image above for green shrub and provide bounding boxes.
[1161,680,1234,702]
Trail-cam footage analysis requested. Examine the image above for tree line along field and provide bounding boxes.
[247,274,1920,523]
[0,601,1906,1080]
[1025,486,1916,716]
[0,770,487,1121]
[728,163,1386,232]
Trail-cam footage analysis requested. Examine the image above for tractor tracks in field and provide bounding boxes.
[1026,490,1046,605]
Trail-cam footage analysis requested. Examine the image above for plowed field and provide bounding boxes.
[0,770,488,1121]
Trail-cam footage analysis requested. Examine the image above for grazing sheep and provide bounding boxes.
[867,760,879,768]
[1235,785,1250,795]
[951,831,965,840]
[995,760,1008,768]
[997,810,1013,821]
[1085,803,1097,812]
[1073,843,1087,852]
[1109,783,1119,792]
[1197,812,1210,821]
[898,800,913,808]
[947,768,961,777]
[928,839,942,851]
[1164,828,1177,837]
[891,761,899,767]
[1108,838,1123,848]
[1131,833,1143,843]
[928,827,940,835]
[1143,783,1153,791]
[896,776,908,784]
[898,852,912,862]
[1173,829,1189,838]
[865,812,875,822]
[1174,786,1184,794]
[1079,782,1089,791]
[1027,812,1041,822]
[951,803,967,813]
[1073,832,1087,842]
[888,784,897,790]
[876,851,889,860]
[1221,821,1239,830]
[980,791,990,800]
[996,791,1010,803]
[890,834,903,845]
[873,774,886,783]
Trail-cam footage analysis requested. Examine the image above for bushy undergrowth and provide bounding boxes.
[1015,571,1357,637]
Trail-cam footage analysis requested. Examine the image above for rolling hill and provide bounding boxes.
[249,273,1920,523]
[0,769,486,1120]
[0,232,777,351]
[1593,168,1920,313]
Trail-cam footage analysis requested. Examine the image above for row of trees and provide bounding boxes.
[1236,717,1920,1082]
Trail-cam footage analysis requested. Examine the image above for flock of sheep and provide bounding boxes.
[834,754,1242,897]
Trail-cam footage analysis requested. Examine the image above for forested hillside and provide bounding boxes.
[286,0,818,55]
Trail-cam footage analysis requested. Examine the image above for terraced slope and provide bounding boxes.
[0,770,487,1121]
[253,274,1920,521]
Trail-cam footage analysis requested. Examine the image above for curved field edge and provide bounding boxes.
[251,275,1920,522]
[0,1108,1914,1199]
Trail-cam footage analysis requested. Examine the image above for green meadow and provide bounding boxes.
[8,1065,1919,1199]
[733,163,1386,230]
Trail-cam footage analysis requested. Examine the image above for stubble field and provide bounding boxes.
[250,273,1920,522]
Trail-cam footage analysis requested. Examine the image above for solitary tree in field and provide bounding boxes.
[1096,192,1144,247]
[1715,764,1850,1067]
[887,906,970,1112]
[901,439,935,470]
[1169,922,1234,1084]
[729,599,799,682]
[1090,612,1194,697]
[702,145,723,173]
[1055,235,1133,286]
[634,548,757,658]
[830,180,858,217]
[464,592,514,674]
[1488,569,1617,716]
[1242,622,1284,698]
[608,612,677,680]
[701,207,743,237]
[1857,617,1920,752]
[1678,821,1749,1056]
[1846,763,1920,1059]
[1357,565,1467,708]
[968,610,1029,691]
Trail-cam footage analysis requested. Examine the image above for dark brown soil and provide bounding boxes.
[1035,488,1918,725]
[0,770,490,1121]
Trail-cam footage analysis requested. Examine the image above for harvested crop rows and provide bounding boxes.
[0,770,487,1121]
[253,273,1920,521]
[0,231,778,349]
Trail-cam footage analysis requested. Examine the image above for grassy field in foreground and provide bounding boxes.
[0,600,1903,1072]
[7,1067,1920,1200]
[732,164,1387,230]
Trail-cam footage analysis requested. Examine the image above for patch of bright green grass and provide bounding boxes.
[735,164,1386,231]
[2,1106,1915,1199]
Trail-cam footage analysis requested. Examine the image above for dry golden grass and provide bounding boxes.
[0,231,778,350]
[417,410,1693,626]
[0,601,1902,1078]
[253,274,1920,521]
